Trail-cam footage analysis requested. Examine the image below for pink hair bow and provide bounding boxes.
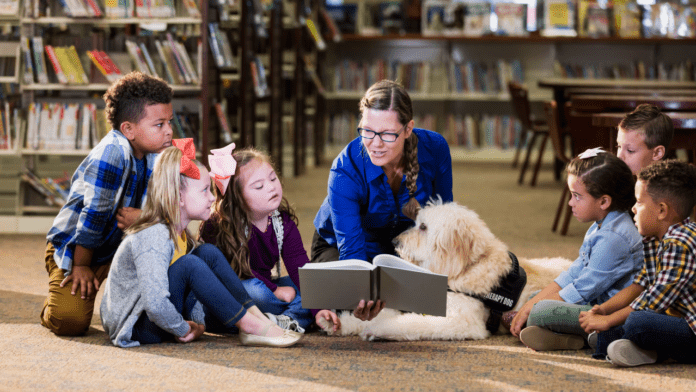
[208,142,237,195]
[172,138,200,179]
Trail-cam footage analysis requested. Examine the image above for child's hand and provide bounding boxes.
[579,311,610,334]
[176,321,205,343]
[316,310,340,332]
[510,301,534,337]
[273,286,296,302]
[116,207,142,230]
[60,266,99,299]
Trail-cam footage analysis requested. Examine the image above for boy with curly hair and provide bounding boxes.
[41,72,174,336]
[579,160,696,366]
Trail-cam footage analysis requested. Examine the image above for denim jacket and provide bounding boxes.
[555,210,643,305]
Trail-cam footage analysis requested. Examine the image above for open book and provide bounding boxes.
[299,254,447,316]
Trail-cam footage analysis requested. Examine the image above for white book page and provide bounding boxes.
[301,259,375,270]
[373,254,435,274]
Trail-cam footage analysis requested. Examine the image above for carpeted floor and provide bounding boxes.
[2,160,695,391]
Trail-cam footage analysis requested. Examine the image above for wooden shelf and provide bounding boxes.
[20,149,90,156]
[325,91,551,102]
[21,17,202,25]
[338,34,696,45]
[21,84,202,92]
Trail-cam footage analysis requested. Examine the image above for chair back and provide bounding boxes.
[545,101,570,164]
[508,81,533,130]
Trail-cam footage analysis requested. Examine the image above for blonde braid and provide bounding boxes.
[402,132,420,220]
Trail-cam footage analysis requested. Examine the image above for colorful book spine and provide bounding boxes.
[20,37,34,84]
[31,37,49,84]
[44,45,68,84]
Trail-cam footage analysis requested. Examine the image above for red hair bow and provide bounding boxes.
[208,142,236,195]
[172,138,200,179]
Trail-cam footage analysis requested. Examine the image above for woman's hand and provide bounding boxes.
[273,286,296,302]
[353,299,384,321]
[315,309,341,332]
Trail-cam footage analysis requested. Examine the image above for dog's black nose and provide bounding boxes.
[392,237,400,247]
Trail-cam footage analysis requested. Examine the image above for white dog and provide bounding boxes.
[317,201,572,341]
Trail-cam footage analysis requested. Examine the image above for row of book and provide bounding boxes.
[21,34,199,85]
[326,111,523,150]
[21,168,70,208]
[0,100,19,151]
[555,60,696,82]
[422,0,527,37]
[208,23,235,69]
[125,34,200,85]
[329,59,524,95]
[23,0,201,18]
[24,101,200,152]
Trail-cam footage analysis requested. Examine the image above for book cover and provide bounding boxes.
[463,2,491,37]
[541,0,577,37]
[422,0,446,36]
[44,45,68,84]
[21,37,34,84]
[320,7,342,42]
[299,254,448,316]
[379,1,405,35]
[495,3,527,36]
[614,0,641,38]
[214,102,234,144]
[325,3,358,35]
[582,2,611,38]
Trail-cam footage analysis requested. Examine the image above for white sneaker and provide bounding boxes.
[607,339,657,367]
[264,312,305,334]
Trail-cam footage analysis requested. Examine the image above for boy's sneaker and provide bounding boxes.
[606,339,657,367]
[265,312,305,334]
[587,331,598,351]
[519,326,585,351]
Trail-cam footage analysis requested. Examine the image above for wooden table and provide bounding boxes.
[592,112,696,162]
[538,78,696,126]
[572,95,696,112]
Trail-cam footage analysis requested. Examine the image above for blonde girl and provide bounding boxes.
[200,146,328,332]
[100,139,301,348]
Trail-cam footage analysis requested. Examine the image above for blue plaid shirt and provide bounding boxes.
[631,218,696,334]
[46,130,157,274]
[314,128,453,262]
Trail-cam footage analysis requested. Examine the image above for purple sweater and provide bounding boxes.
[199,211,310,292]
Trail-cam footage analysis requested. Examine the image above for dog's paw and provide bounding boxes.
[316,317,339,336]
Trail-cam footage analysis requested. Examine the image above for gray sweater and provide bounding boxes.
[100,223,205,348]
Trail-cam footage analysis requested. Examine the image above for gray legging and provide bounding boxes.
[527,299,593,337]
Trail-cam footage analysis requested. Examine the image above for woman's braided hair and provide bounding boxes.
[360,80,420,220]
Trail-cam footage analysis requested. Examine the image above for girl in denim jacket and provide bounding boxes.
[510,149,643,351]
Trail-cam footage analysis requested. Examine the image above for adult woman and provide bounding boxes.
[312,80,453,320]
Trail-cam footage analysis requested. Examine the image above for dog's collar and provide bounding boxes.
[449,251,526,333]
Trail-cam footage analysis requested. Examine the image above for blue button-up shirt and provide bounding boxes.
[555,210,644,305]
[314,128,453,262]
[46,130,156,274]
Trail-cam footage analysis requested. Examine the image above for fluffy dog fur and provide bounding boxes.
[317,201,572,341]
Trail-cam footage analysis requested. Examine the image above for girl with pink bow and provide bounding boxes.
[200,146,339,333]
[100,139,301,348]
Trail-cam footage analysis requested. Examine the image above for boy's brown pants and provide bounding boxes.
[40,243,111,336]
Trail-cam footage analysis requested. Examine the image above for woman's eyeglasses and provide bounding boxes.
[357,124,407,143]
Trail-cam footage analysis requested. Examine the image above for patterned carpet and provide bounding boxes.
[2,162,695,391]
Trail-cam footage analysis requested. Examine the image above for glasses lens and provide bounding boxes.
[359,128,375,139]
[381,133,397,142]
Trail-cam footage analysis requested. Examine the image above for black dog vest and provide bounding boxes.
[451,251,527,333]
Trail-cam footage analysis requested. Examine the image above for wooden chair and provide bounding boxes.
[508,82,549,186]
[545,101,573,236]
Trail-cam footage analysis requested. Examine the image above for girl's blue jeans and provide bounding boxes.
[242,276,313,330]
[131,244,255,344]
[594,310,696,363]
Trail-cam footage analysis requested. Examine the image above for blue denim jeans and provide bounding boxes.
[242,276,313,330]
[594,310,696,363]
[131,244,255,344]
